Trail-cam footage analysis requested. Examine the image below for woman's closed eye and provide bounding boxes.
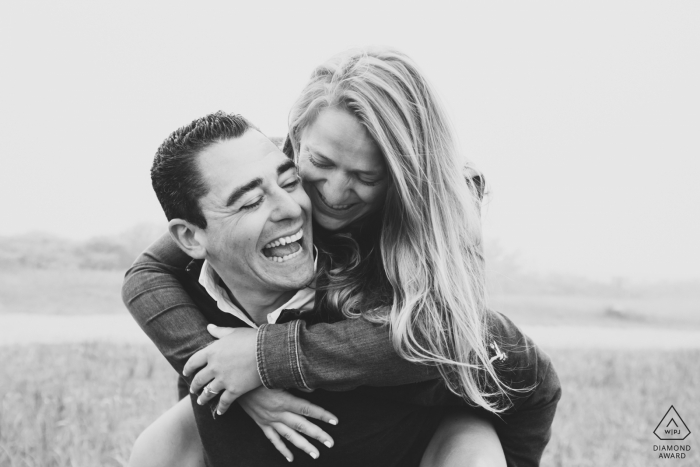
[309,154,382,186]
[308,154,333,169]
[357,176,382,187]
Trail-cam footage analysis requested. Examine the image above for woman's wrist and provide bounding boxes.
[257,320,310,390]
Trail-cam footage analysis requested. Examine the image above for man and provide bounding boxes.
[128,112,446,467]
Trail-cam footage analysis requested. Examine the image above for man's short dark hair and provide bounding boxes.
[151,111,254,228]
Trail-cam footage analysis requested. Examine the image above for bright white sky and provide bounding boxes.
[1,1,698,282]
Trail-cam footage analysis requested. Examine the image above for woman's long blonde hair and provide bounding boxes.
[287,47,510,412]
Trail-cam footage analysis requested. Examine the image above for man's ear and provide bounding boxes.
[168,219,207,259]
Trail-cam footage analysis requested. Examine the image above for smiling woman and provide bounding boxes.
[297,106,388,231]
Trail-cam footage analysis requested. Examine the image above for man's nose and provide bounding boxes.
[270,188,303,221]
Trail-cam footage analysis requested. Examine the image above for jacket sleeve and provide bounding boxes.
[484,312,562,467]
[494,352,561,467]
[121,233,215,376]
[257,318,439,391]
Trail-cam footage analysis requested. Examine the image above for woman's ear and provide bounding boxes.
[168,219,207,259]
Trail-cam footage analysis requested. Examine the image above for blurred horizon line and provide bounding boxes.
[2,222,699,292]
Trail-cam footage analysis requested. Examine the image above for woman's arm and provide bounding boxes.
[121,232,216,376]
[190,313,560,467]
[493,355,561,467]
[122,233,340,459]
[257,318,439,391]
[480,311,562,467]
[124,234,441,392]
[257,311,561,467]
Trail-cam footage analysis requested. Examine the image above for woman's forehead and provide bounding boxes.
[302,108,385,172]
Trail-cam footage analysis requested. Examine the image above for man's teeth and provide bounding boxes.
[265,247,303,263]
[263,229,303,249]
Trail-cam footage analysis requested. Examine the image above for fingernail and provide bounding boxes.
[329,419,338,425]
[285,457,292,463]
[197,398,203,405]
[323,441,333,448]
[309,452,318,459]
[216,410,222,415]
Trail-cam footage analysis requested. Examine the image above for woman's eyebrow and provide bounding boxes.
[307,146,382,177]
[306,147,332,162]
[351,168,383,177]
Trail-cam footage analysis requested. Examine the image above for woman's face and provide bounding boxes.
[298,106,389,231]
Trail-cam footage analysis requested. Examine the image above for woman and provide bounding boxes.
[124,47,560,466]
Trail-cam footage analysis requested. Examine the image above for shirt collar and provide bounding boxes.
[198,251,316,329]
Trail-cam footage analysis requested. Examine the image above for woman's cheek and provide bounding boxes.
[298,159,319,183]
[361,184,388,208]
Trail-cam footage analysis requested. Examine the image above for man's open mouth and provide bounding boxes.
[261,229,304,263]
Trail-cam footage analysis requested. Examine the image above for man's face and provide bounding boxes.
[196,130,314,295]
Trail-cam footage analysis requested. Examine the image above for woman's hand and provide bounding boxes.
[183,325,260,414]
[238,387,338,462]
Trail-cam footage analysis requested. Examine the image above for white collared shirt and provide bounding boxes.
[198,260,315,329]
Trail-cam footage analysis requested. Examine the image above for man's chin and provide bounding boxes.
[264,269,315,291]
[258,254,315,289]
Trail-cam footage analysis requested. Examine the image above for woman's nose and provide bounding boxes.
[321,172,353,204]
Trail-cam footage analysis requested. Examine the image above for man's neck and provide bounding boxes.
[216,270,296,326]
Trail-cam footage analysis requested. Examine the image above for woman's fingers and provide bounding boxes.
[279,413,334,448]
[189,366,214,395]
[207,324,236,339]
[290,399,339,426]
[196,380,224,406]
[215,389,239,415]
[183,346,209,377]
[272,422,320,460]
[261,426,294,463]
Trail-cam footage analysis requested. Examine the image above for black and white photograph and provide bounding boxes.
[0,2,698,466]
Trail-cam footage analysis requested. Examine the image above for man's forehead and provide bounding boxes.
[197,132,287,187]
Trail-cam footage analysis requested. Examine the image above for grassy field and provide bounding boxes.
[490,293,700,328]
[0,270,126,316]
[0,343,697,467]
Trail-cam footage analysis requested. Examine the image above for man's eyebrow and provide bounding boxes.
[277,159,297,175]
[226,178,263,207]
